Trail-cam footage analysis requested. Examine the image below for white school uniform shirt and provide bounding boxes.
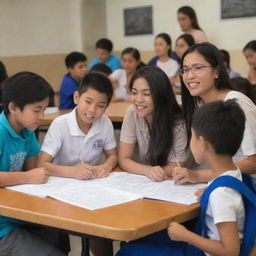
[110,69,131,100]
[156,58,179,78]
[41,108,116,166]
[205,169,245,256]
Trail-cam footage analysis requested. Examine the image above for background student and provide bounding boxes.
[118,66,188,182]
[0,60,8,111]
[90,63,112,77]
[0,71,65,256]
[110,47,145,102]
[171,33,195,94]
[88,38,121,72]
[177,6,208,44]
[243,40,256,86]
[39,73,117,256]
[148,33,179,80]
[220,49,240,78]
[173,42,256,184]
[117,99,247,256]
[59,51,87,110]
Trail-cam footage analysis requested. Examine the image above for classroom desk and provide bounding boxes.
[40,101,131,127]
[0,172,200,242]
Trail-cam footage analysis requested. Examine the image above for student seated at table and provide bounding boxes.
[117,99,251,256]
[90,63,112,77]
[88,38,121,72]
[39,72,117,256]
[110,47,145,102]
[118,66,188,182]
[173,42,256,184]
[220,49,240,79]
[0,72,65,256]
[59,51,87,110]
[243,40,256,86]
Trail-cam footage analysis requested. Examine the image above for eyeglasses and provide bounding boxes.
[179,65,212,77]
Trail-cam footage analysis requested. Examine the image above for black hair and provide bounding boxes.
[65,52,87,69]
[0,61,8,84]
[78,73,113,105]
[3,71,52,115]
[177,6,202,30]
[155,33,172,56]
[220,49,231,69]
[90,63,112,76]
[192,99,245,156]
[95,38,113,52]
[121,47,146,70]
[176,34,195,47]
[231,77,256,104]
[129,66,183,166]
[243,40,256,52]
[180,42,232,147]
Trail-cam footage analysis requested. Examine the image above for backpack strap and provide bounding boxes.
[199,174,256,256]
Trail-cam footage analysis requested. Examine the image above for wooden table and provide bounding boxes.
[40,101,131,127]
[0,186,199,242]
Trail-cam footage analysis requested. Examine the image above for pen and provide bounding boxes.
[175,159,181,185]
[79,157,95,179]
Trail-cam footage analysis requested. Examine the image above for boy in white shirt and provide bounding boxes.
[116,99,247,256]
[39,73,117,256]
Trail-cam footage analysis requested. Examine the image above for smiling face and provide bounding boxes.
[182,51,218,99]
[74,88,108,132]
[131,78,154,122]
[244,48,256,68]
[9,97,49,133]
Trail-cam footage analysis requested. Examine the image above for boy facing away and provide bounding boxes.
[88,38,121,72]
[59,51,87,110]
[0,72,65,255]
[117,99,247,256]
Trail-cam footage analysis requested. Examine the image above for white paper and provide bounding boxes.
[7,172,206,210]
[44,107,59,114]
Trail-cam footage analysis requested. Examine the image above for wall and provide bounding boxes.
[106,0,256,76]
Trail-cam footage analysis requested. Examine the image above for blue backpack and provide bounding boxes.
[195,173,256,256]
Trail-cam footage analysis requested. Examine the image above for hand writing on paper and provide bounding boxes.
[146,166,167,182]
[195,187,206,201]
[168,222,188,241]
[70,163,95,180]
[94,164,112,178]
[172,166,193,184]
[26,168,49,184]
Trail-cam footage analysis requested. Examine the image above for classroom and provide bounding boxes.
[0,0,256,256]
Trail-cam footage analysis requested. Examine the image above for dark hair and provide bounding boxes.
[129,66,183,166]
[176,34,195,47]
[192,99,245,156]
[180,42,232,146]
[95,38,113,52]
[78,73,113,105]
[155,33,172,56]
[0,61,8,84]
[220,49,231,69]
[65,52,87,69]
[231,77,255,104]
[243,40,256,52]
[90,63,112,76]
[3,71,52,115]
[121,47,146,70]
[177,6,202,30]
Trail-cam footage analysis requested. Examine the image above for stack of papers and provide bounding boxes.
[7,172,205,210]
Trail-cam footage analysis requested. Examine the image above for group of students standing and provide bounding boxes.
[1,4,256,256]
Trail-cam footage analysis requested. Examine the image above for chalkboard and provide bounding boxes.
[124,6,153,36]
[221,0,256,19]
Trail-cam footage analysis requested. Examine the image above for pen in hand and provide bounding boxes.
[174,160,181,185]
[79,157,95,179]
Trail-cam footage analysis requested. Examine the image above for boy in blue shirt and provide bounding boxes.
[59,51,87,110]
[89,38,121,72]
[0,72,65,255]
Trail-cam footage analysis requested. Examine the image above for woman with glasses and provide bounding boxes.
[173,42,256,184]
